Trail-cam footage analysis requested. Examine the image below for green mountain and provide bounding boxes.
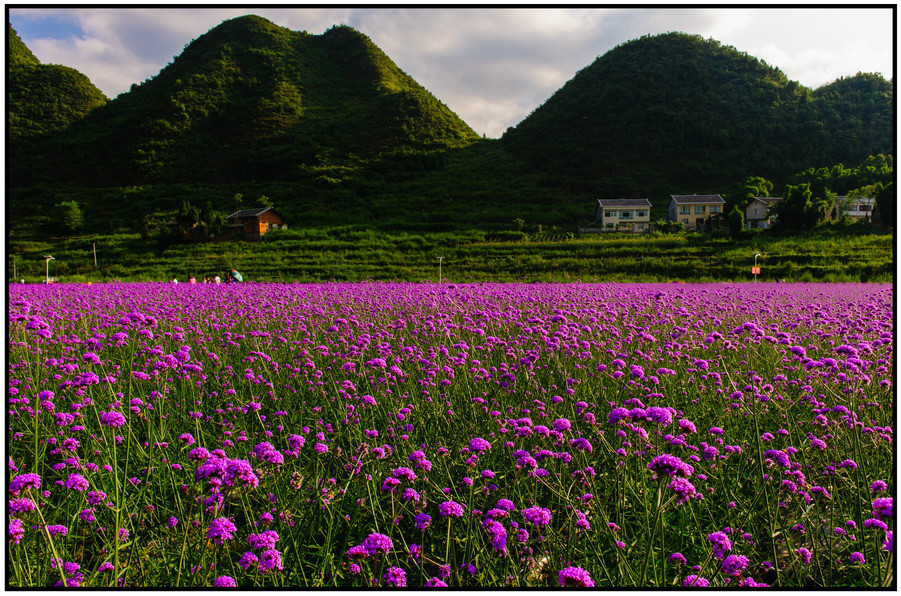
[12,15,479,186]
[500,32,893,198]
[7,24,108,139]
[7,22,892,237]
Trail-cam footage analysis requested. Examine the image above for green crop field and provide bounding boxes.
[7,225,892,284]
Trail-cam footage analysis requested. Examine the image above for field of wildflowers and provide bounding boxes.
[7,282,894,588]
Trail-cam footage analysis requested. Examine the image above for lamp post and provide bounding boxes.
[43,255,55,284]
[753,253,762,283]
[437,256,444,284]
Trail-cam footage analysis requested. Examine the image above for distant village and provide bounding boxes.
[581,194,877,234]
[177,195,878,243]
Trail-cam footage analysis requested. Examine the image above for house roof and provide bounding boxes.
[670,194,725,205]
[596,198,651,208]
[836,195,875,204]
[750,196,783,206]
[226,207,280,220]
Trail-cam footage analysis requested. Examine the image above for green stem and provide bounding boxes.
[28,488,68,586]
[751,396,780,585]
[639,479,664,586]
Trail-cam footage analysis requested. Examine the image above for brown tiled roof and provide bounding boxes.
[596,198,651,207]
[670,194,725,204]
[227,207,279,220]
[751,197,783,205]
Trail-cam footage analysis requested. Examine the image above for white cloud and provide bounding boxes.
[8,7,894,137]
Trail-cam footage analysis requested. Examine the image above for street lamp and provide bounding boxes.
[437,256,445,284]
[43,255,55,284]
[753,253,762,283]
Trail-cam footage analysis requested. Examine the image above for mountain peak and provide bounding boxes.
[501,31,891,195]
[8,23,107,139]
[11,15,477,185]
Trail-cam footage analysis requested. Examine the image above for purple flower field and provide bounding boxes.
[7,282,894,587]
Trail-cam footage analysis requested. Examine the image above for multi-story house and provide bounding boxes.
[835,196,876,222]
[668,195,725,231]
[594,198,652,233]
[745,197,782,229]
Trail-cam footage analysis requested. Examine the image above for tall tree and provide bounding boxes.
[875,182,894,228]
[727,204,745,236]
[55,200,83,234]
[176,200,201,235]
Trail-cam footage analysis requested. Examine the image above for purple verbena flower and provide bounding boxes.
[439,501,465,518]
[208,517,237,545]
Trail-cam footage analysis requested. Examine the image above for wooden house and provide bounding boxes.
[226,207,287,240]
[745,197,783,229]
[668,195,725,231]
[594,199,652,232]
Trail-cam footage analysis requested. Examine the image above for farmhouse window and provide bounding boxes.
[621,211,632,219]
[709,205,721,213]
[694,205,706,214]
[637,211,646,217]
[679,206,691,214]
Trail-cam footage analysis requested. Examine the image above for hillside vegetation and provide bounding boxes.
[501,33,893,199]
[7,25,108,139]
[10,15,478,187]
[8,224,892,284]
[6,16,894,283]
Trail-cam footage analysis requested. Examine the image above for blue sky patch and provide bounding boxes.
[10,14,84,41]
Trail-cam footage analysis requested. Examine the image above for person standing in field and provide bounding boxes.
[189,275,197,284]
[213,274,221,284]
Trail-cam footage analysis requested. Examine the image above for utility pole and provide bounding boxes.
[437,256,444,284]
[93,243,97,267]
[43,255,54,284]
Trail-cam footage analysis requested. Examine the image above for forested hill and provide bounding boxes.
[7,21,893,234]
[7,24,108,139]
[10,15,479,186]
[501,32,894,198]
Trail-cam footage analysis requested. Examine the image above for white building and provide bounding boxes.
[835,196,876,221]
[594,198,652,233]
[745,197,782,229]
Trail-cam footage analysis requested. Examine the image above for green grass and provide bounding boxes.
[7,225,892,284]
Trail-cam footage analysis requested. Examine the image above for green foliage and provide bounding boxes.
[726,176,775,209]
[875,182,894,228]
[54,200,84,234]
[11,15,478,187]
[773,183,834,231]
[727,204,745,236]
[200,201,227,236]
[7,24,107,140]
[5,18,893,244]
[175,200,201,232]
[10,225,889,283]
[502,33,892,200]
[792,154,893,196]
[8,65,107,139]
[8,24,38,67]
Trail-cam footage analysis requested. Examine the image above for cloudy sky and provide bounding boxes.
[8,6,895,138]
